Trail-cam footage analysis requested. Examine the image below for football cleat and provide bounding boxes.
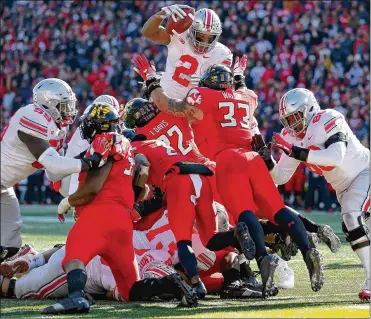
[221,279,262,299]
[259,255,280,298]
[168,273,198,307]
[317,225,341,253]
[192,280,207,300]
[359,289,370,302]
[41,290,90,315]
[235,222,256,261]
[0,245,38,278]
[241,275,262,292]
[359,279,370,302]
[304,248,324,292]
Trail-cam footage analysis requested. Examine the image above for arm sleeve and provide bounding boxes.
[270,153,300,185]
[307,142,346,166]
[65,128,90,158]
[38,147,82,177]
[250,117,260,135]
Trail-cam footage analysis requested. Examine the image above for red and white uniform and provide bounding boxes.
[1,104,67,248]
[271,109,370,196]
[1,104,67,189]
[161,32,232,100]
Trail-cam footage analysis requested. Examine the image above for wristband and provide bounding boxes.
[290,146,309,162]
[146,78,162,96]
[234,75,246,90]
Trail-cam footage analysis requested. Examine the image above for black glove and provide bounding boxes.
[81,153,103,170]
[251,135,275,171]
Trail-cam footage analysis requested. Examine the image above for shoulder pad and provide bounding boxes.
[185,88,205,106]
[17,104,52,139]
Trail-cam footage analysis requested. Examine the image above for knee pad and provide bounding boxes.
[342,213,370,251]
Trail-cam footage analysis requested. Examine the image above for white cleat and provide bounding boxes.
[359,279,370,302]
[0,245,38,278]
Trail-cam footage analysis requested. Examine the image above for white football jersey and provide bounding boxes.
[85,255,116,295]
[133,209,216,271]
[65,127,89,158]
[1,104,67,188]
[272,109,370,193]
[161,32,233,99]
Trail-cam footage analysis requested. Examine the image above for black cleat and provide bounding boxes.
[259,255,280,299]
[235,222,256,261]
[304,248,324,292]
[41,291,90,315]
[241,275,263,292]
[192,280,207,299]
[317,225,341,253]
[168,273,198,307]
[221,279,262,299]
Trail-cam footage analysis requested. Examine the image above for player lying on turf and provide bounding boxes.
[133,54,325,298]
[252,88,370,301]
[41,104,197,315]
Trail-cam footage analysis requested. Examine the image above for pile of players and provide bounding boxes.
[0,4,369,315]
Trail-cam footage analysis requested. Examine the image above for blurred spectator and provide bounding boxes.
[0,0,369,206]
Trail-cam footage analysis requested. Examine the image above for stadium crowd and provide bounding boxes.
[1,0,369,209]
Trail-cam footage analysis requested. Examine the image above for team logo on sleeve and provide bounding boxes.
[186,89,202,105]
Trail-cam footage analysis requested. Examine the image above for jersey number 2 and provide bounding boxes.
[219,102,250,128]
[172,55,199,87]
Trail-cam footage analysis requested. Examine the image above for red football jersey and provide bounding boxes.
[77,138,135,213]
[185,87,258,158]
[131,139,191,189]
[135,112,211,166]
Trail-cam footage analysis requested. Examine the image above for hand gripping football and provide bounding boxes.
[166,7,195,36]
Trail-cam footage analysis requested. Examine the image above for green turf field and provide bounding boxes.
[1,206,370,318]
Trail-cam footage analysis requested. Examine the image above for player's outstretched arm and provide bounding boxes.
[141,9,171,45]
[141,4,191,45]
[133,154,150,202]
[18,131,91,174]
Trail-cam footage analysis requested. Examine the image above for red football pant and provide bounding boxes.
[62,203,140,301]
[216,149,285,224]
[165,174,217,246]
[200,249,233,293]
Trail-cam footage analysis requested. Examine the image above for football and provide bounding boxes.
[165,7,195,35]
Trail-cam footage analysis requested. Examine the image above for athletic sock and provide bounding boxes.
[206,229,239,251]
[177,240,198,279]
[285,206,319,233]
[274,208,311,257]
[238,211,268,266]
[66,269,87,296]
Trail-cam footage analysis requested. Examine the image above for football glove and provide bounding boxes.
[160,4,192,22]
[133,55,157,81]
[82,133,115,170]
[233,54,248,77]
[251,134,275,170]
[272,133,309,161]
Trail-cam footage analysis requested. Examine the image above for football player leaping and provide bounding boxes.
[141,4,233,100]
[0,79,109,262]
[253,88,370,301]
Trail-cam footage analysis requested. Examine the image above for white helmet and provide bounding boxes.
[33,78,77,127]
[278,88,321,136]
[94,95,119,112]
[188,8,222,54]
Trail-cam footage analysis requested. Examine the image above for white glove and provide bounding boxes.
[161,4,191,22]
[233,54,248,77]
[57,197,71,223]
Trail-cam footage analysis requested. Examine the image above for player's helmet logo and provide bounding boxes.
[199,64,233,90]
[79,102,120,142]
[123,98,159,129]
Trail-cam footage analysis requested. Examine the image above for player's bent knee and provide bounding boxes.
[342,213,370,251]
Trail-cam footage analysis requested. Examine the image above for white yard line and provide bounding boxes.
[22,216,74,223]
